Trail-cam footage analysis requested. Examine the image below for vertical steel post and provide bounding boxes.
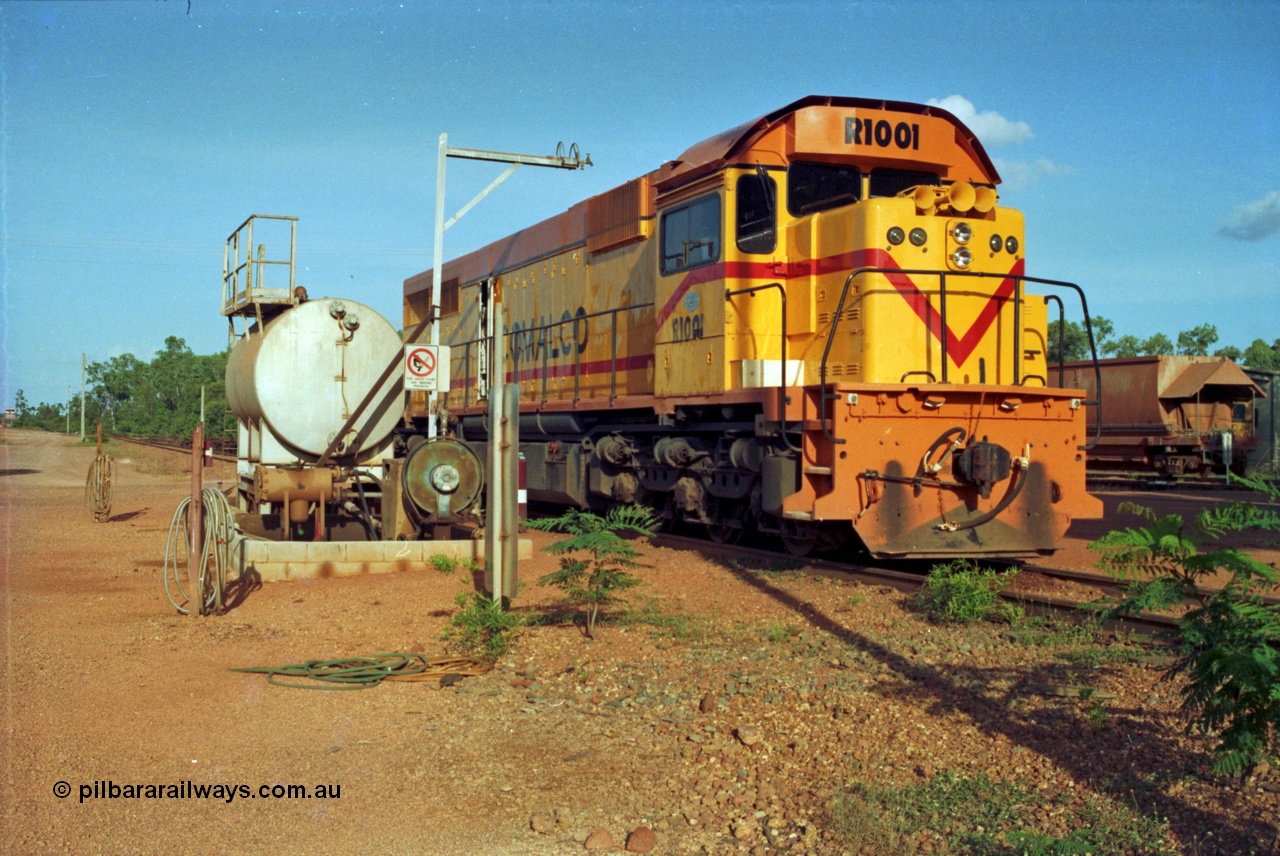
[188,422,204,616]
[500,382,520,601]
[429,133,448,441]
[80,353,86,441]
[485,308,506,605]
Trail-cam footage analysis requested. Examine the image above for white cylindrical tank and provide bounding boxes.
[226,298,402,462]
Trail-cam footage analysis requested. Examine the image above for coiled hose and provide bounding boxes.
[228,653,490,690]
[164,487,236,615]
[84,454,114,522]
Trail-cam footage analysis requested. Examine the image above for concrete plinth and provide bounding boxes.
[236,538,532,583]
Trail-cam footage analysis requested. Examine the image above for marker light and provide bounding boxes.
[909,228,928,246]
[950,247,972,268]
[1005,236,1019,254]
[951,222,972,244]
[989,234,1003,253]
[887,227,905,245]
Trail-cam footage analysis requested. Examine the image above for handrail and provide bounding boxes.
[725,282,798,452]
[1033,275,1103,451]
[820,267,1102,451]
[1043,294,1065,388]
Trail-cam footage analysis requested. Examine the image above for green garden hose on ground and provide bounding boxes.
[229,653,490,689]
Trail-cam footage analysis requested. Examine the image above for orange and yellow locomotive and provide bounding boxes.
[405,95,1102,558]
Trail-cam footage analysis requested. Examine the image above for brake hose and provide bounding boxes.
[937,454,1028,532]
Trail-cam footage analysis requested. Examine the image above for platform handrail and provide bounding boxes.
[445,302,654,409]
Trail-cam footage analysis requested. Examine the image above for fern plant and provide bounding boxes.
[1092,477,1280,778]
[525,506,656,639]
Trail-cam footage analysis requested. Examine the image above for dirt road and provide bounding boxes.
[1,430,580,854]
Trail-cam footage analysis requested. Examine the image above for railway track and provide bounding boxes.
[649,532,1198,638]
[118,435,236,463]
[1085,473,1271,492]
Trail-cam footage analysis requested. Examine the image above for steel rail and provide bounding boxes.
[648,532,1184,636]
[118,436,236,464]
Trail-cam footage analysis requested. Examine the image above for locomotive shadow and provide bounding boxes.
[718,560,1278,854]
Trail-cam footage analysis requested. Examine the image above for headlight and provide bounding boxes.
[950,247,972,268]
[909,227,928,246]
[1005,235,1019,254]
[951,222,972,244]
[887,226,905,245]
[989,234,1003,253]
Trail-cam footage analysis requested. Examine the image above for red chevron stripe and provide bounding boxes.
[659,251,1024,367]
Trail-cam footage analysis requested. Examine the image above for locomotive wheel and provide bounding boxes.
[706,520,744,545]
[705,498,750,545]
[780,535,816,557]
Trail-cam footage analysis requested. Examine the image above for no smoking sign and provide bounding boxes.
[404,344,450,392]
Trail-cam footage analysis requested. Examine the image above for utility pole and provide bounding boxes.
[80,353,86,441]
[66,385,71,435]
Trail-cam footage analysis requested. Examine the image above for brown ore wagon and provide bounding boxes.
[1062,355,1265,477]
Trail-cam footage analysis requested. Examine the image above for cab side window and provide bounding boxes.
[736,173,777,254]
[661,194,721,275]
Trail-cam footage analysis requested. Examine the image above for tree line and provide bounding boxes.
[10,319,1277,440]
[1048,318,1280,370]
[11,336,235,440]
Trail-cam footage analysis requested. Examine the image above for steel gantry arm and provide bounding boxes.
[426,135,592,437]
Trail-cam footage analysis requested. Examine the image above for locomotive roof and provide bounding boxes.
[652,95,1001,191]
[406,95,1000,296]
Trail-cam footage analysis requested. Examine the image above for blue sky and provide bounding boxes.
[3,0,1278,408]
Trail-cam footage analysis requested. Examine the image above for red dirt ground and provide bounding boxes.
[2,428,1277,855]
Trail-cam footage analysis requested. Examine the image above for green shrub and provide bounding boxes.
[1093,475,1280,778]
[915,559,1021,624]
[428,553,460,574]
[442,590,525,663]
[761,621,792,643]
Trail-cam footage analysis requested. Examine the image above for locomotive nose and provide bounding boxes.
[952,437,1012,499]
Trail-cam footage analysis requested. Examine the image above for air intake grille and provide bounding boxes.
[587,177,652,254]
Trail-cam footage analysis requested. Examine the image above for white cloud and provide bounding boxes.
[991,157,1070,191]
[1217,190,1280,241]
[926,95,1033,146]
